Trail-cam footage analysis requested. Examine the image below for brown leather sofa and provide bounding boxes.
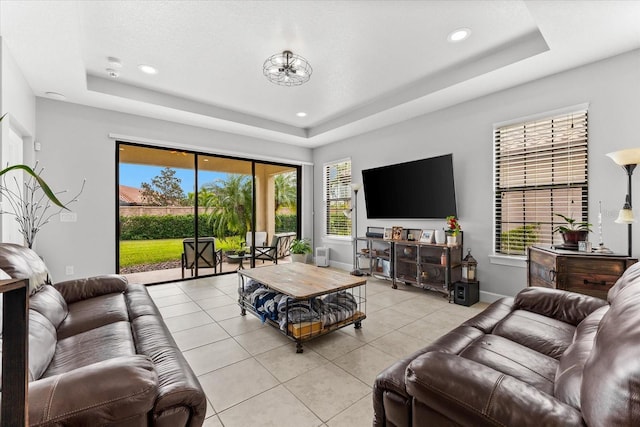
[373,261,640,426]
[0,243,206,426]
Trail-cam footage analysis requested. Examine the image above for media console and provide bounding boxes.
[355,235,463,300]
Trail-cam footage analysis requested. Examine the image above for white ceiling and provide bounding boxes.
[1,1,640,148]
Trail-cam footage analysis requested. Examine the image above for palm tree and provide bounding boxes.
[207,174,252,237]
[274,172,297,212]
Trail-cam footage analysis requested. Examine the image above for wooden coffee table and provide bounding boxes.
[238,263,366,352]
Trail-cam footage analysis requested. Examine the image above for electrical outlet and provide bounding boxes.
[60,212,77,222]
[65,266,74,275]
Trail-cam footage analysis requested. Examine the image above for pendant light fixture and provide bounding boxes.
[263,50,312,86]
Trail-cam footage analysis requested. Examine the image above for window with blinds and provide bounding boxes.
[494,110,588,255]
[324,159,352,237]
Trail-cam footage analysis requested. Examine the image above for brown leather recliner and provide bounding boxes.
[373,261,640,426]
[0,243,206,426]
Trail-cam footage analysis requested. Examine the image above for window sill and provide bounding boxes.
[489,254,527,268]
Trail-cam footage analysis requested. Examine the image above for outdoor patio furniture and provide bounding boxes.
[255,232,296,264]
[181,237,222,278]
[245,231,268,249]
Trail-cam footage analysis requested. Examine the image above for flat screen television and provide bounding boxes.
[362,154,457,219]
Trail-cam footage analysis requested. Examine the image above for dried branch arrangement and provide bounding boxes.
[0,162,85,248]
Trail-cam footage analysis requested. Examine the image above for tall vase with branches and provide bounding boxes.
[0,162,85,248]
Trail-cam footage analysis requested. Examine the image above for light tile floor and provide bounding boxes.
[147,272,489,427]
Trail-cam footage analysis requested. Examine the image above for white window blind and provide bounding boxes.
[494,110,588,255]
[324,159,352,236]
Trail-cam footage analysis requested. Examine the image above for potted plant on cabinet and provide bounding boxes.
[553,213,592,248]
[445,215,461,246]
[290,238,312,263]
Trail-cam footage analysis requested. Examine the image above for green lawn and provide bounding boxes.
[119,239,183,267]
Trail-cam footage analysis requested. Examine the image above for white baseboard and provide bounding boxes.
[318,264,512,303]
[328,260,352,271]
[480,290,510,303]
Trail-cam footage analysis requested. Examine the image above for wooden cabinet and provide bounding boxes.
[527,246,637,300]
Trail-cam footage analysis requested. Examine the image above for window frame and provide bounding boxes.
[323,158,352,239]
[493,106,589,256]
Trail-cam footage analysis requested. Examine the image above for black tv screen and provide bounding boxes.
[362,154,457,219]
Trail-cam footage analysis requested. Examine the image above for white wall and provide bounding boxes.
[0,38,37,244]
[313,49,640,300]
[1,39,36,139]
[34,99,313,281]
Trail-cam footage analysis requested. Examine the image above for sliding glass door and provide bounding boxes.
[196,155,253,274]
[117,142,300,285]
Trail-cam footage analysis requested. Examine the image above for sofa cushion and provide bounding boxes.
[514,286,607,326]
[126,283,163,320]
[44,321,136,378]
[29,285,68,329]
[0,243,50,294]
[608,259,640,302]
[54,274,127,304]
[28,355,158,426]
[28,310,58,381]
[462,297,515,333]
[56,292,129,339]
[458,334,558,395]
[581,273,640,426]
[554,304,608,409]
[492,309,576,358]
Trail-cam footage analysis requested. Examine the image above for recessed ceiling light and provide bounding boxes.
[44,91,66,100]
[447,28,471,42]
[106,68,120,78]
[203,158,209,162]
[296,112,307,117]
[138,64,158,75]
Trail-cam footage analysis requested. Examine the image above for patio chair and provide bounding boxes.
[254,232,297,264]
[275,232,296,258]
[245,231,267,249]
[181,237,222,278]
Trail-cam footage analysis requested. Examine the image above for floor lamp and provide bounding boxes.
[350,183,363,276]
[607,149,640,257]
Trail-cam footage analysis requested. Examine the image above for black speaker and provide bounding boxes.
[454,281,479,307]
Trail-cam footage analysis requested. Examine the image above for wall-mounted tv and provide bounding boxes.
[362,154,457,219]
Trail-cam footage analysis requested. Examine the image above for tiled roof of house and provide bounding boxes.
[119,185,145,205]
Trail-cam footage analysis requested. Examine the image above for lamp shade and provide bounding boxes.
[606,148,640,166]
[615,208,635,224]
[350,183,362,192]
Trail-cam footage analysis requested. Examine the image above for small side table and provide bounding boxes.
[454,281,479,307]
[227,254,252,270]
[1,278,29,426]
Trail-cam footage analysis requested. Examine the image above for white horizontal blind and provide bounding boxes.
[324,160,352,236]
[494,110,588,255]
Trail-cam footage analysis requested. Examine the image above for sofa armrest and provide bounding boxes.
[405,352,584,427]
[514,286,607,326]
[29,355,158,425]
[54,274,128,304]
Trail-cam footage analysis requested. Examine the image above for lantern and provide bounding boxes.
[461,249,477,282]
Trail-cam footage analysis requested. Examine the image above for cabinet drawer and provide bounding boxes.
[559,258,629,299]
